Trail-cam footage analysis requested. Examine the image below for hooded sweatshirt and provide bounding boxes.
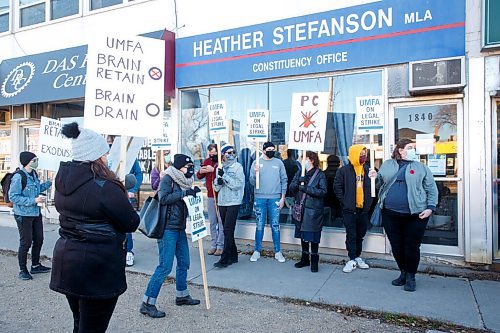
[348,145,367,208]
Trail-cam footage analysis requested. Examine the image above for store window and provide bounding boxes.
[0,0,9,33]
[50,0,78,20]
[181,70,383,229]
[19,0,45,27]
[484,0,500,48]
[394,104,459,246]
[90,0,122,11]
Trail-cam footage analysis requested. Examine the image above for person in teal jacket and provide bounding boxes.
[369,139,438,292]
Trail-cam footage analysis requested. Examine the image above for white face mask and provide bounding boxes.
[405,148,419,161]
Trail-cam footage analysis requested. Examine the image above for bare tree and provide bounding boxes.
[433,105,457,129]
[181,108,209,159]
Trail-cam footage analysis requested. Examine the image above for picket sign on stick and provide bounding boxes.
[370,136,376,197]
[198,239,211,309]
[255,146,260,189]
[301,150,307,177]
[160,150,165,171]
[118,135,128,182]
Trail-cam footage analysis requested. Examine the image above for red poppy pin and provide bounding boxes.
[410,169,415,174]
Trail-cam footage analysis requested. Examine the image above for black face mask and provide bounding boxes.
[210,155,218,163]
[185,166,195,178]
[265,151,275,159]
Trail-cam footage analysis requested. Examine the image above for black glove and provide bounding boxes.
[185,188,197,197]
[299,185,307,193]
[218,168,224,177]
[217,177,224,185]
[193,186,201,193]
[298,176,307,185]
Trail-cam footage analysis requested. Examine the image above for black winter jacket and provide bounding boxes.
[333,163,374,213]
[158,174,188,230]
[50,161,139,299]
[290,168,327,232]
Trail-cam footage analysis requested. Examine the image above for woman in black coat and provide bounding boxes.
[50,123,140,333]
[290,151,327,273]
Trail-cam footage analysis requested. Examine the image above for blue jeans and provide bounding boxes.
[126,233,133,253]
[254,198,281,253]
[144,230,190,304]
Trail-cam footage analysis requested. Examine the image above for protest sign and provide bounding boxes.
[271,122,285,145]
[84,35,165,137]
[355,96,384,135]
[37,117,72,171]
[288,92,329,151]
[150,111,176,152]
[108,136,144,175]
[208,101,227,137]
[246,109,269,142]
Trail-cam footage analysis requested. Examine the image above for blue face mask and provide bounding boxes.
[305,160,310,169]
[164,154,171,164]
[226,154,236,161]
[405,148,419,161]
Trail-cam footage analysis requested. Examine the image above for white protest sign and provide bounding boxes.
[416,133,434,155]
[108,136,144,174]
[355,96,384,134]
[247,109,269,142]
[208,101,227,137]
[183,193,208,242]
[37,117,72,171]
[84,35,165,137]
[288,92,329,151]
[150,111,176,152]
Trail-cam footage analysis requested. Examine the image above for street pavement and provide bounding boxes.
[0,212,498,332]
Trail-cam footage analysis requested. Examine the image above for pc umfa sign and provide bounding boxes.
[355,96,384,135]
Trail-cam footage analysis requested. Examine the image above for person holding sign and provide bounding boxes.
[334,145,374,273]
[289,151,327,273]
[50,123,139,333]
[249,141,288,263]
[141,154,201,318]
[213,144,244,269]
[197,143,224,256]
[9,151,52,281]
[369,139,437,292]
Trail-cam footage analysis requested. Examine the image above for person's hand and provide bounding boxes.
[217,177,224,185]
[254,163,260,172]
[205,165,214,173]
[128,192,135,198]
[185,188,197,197]
[193,186,201,194]
[218,168,224,177]
[160,170,167,177]
[299,185,307,193]
[419,209,433,219]
[278,198,285,209]
[298,176,307,185]
[199,166,207,174]
[45,180,53,187]
[35,196,46,204]
[368,168,377,179]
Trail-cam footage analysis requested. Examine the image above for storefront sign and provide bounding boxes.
[84,35,165,137]
[288,92,329,151]
[355,96,384,134]
[208,101,228,136]
[176,0,465,88]
[428,154,446,176]
[37,117,73,171]
[183,193,208,242]
[247,109,269,141]
[271,122,286,145]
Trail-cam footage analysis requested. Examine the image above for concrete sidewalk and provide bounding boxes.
[0,213,498,332]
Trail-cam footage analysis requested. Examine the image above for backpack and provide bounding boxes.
[1,168,30,203]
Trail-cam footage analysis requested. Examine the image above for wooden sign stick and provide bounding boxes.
[256,143,260,189]
[197,239,211,309]
[370,135,376,197]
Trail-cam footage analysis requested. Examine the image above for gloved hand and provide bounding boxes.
[298,176,307,185]
[217,177,224,185]
[185,188,197,197]
[193,186,201,193]
[299,185,308,193]
[218,168,224,177]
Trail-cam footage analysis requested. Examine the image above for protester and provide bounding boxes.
[369,139,438,292]
[283,149,301,196]
[249,141,288,263]
[107,135,144,267]
[151,150,172,192]
[213,144,244,268]
[324,155,342,225]
[140,154,201,318]
[334,145,374,273]
[197,144,224,256]
[290,151,327,273]
[50,123,140,332]
[9,151,52,280]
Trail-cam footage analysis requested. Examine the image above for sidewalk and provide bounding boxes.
[0,213,498,332]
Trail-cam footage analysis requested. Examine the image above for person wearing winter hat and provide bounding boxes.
[249,141,288,263]
[49,123,140,332]
[140,153,201,318]
[9,151,52,280]
[213,144,245,268]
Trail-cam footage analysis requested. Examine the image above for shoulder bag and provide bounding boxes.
[370,168,399,227]
[292,169,319,223]
[138,194,166,239]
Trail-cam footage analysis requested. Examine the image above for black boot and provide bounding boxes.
[294,251,310,268]
[139,302,166,318]
[404,273,416,292]
[310,254,319,273]
[391,270,407,286]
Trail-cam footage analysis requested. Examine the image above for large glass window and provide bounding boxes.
[90,0,122,11]
[50,0,78,20]
[0,0,9,33]
[19,0,45,27]
[394,104,459,246]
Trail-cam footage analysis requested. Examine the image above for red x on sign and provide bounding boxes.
[149,67,163,80]
[300,110,318,128]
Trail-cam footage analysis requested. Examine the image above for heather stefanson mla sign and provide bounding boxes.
[84,35,165,137]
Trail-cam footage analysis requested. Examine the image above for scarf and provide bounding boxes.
[166,166,193,190]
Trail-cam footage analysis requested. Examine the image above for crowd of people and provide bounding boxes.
[8,124,438,330]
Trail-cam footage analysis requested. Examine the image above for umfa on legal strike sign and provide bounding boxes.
[84,35,165,137]
[37,116,73,171]
[150,112,175,152]
[247,109,269,141]
[355,96,384,135]
[288,92,329,151]
[208,101,228,137]
[183,194,208,242]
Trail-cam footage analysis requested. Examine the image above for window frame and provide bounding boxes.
[0,0,11,34]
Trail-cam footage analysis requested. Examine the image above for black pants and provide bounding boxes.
[66,295,118,333]
[15,214,43,272]
[342,209,369,260]
[219,205,240,264]
[382,209,429,274]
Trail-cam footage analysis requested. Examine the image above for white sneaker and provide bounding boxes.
[274,251,286,263]
[342,260,357,273]
[126,252,134,267]
[355,257,369,269]
[250,251,261,262]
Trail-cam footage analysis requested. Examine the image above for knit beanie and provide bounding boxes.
[61,122,109,162]
[221,143,234,154]
[20,151,36,167]
[263,141,275,150]
[173,154,193,170]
